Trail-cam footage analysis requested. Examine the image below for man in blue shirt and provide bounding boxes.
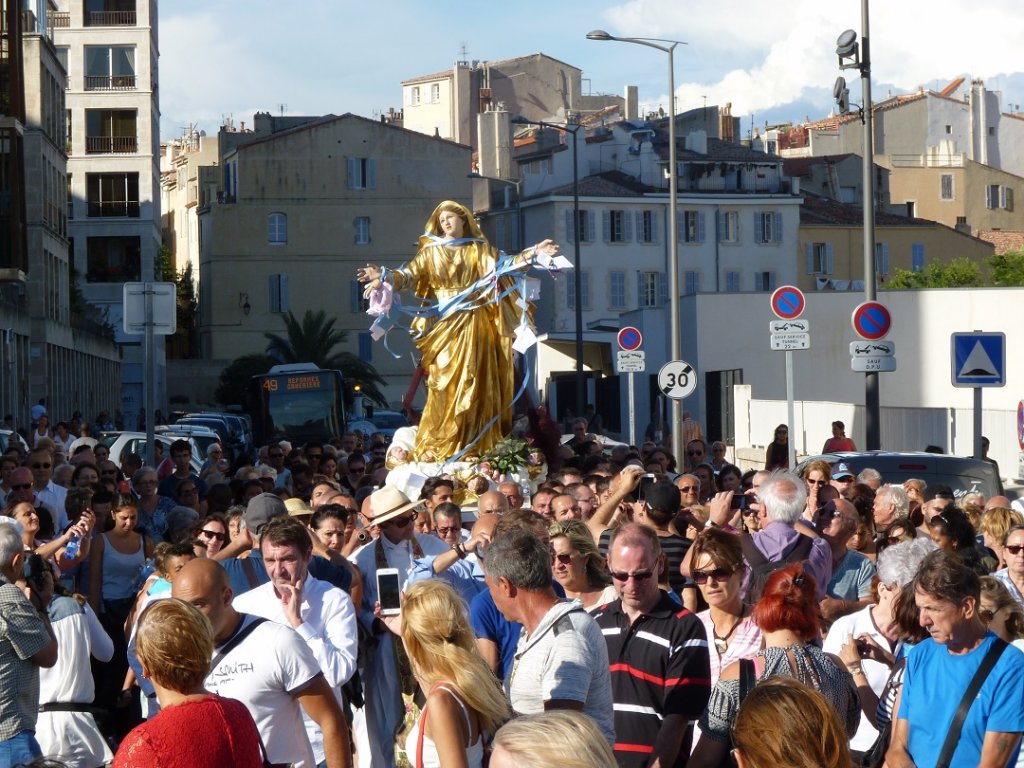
[888,550,1024,768]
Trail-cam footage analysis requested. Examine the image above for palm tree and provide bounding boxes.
[264,310,388,405]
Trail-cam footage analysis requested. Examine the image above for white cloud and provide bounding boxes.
[600,0,1024,117]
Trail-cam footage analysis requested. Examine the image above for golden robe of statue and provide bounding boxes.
[387,201,534,462]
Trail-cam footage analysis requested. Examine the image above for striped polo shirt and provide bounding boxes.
[595,592,712,767]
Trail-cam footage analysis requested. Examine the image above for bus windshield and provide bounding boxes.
[249,369,345,446]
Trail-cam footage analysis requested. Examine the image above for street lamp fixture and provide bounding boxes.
[239,292,251,316]
[587,29,687,454]
[510,115,586,421]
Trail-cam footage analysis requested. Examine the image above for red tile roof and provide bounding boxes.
[976,230,1024,255]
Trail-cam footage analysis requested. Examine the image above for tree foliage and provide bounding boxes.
[990,250,1024,286]
[887,257,984,288]
[214,353,276,407]
[263,310,388,406]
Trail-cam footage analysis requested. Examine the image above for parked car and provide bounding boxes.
[0,429,28,454]
[98,432,202,475]
[155,424,222,460]
[353,410,410,441]
[797,451,1003,499]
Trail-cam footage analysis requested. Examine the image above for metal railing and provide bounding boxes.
[49,12,69,28]
[85,135,137,154]
[85,75,136,91]
[86,10,136,26]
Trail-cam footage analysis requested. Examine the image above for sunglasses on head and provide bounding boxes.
[692,567,734,585]
[609,569,654,582]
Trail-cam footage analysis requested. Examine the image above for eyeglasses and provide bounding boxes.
[979,608,997,623]
[388,515,413,528]
[199,529,227,542]
[551,551,576,565]
[435,526,461,536]
[687,450,704,457]
[692,567,734,585]
[31,463,51,469]
[610,569,654,582]
[678,485,698,493]
[806,478,828,486]
[10,482,32,491]
[1005,544,1024,556]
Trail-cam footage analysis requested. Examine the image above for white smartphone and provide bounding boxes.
[377,568,401,616]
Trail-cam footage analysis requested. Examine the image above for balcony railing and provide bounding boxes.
[49,12,69,28]
[85,75,137,91]
[86,10,136,26]
[85,135,138,154]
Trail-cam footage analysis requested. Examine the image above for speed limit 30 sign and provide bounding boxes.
[658,360,697,400]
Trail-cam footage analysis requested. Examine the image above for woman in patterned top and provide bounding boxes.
[688,564,859,768]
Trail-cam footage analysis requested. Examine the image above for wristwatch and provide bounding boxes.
[453,541,468,559]
[704,519,718,529]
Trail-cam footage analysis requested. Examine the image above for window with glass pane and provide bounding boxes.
[610,271,626,309]
[268,213,287,244]
[86,236,140,282]
[85,46,135,89]
[85,109,137,153]
[86,173,139,217]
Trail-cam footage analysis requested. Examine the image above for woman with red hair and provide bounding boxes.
[687,564,859,768]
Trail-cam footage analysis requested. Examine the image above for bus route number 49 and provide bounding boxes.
[658,360,697,400]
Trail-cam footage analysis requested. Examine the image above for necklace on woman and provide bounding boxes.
[712,610,744,655]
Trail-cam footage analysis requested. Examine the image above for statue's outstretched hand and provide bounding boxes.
[357,264,382,297]
[534,239,559,258]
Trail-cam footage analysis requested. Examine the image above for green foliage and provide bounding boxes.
[481,436,530,475]
[214,353,275,406]
[989,250,1024,287]
[887,257,983,288]
[263,310,388,406]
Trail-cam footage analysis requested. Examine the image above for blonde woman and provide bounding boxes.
[730,677,852,768]
[548,520,616,611]
[979,507,1024,570]
[380,579,509,768]
[489,711,617,768]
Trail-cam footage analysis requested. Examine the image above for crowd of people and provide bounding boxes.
[3,417,1024,768]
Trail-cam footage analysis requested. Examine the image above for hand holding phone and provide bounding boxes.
[377,567,401,616]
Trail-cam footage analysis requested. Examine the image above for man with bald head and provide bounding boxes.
[815,497,876,621]
[478,489,510,516]
[172,559,352,768]
[497,482,523,510]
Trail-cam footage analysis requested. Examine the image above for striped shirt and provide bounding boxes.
[595,593,712,767]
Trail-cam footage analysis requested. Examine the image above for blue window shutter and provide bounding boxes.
[602,210,611,242]
[716,210,723,242]
[623,210,633,241]
[279,275,289,312]
[755,272,764,291]
[350,280,362,313]
[586,211,595,242]
[366,159,377,189]
[698,212,706,243]
[565,209,574,243]
[358,331,372,362]
[912,243,925,272]
[650,211,659,243]
[825,244,834,274]
[634,211,642,241]
[269,274,280,313]
[773,211,783,243]
[566,272,575,310]
[346,157,357,189]
[676,210,685,243]
[658,272,668,305]
[636,271,644,306]
[581,272,589,308]
[755,212,765,244]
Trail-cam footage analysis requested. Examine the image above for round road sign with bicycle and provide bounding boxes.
[658,360,697,400]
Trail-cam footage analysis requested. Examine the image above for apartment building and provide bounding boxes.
[53,0,162,423]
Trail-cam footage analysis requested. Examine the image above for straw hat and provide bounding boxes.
[285,497,313,518]
[368,485,419,525]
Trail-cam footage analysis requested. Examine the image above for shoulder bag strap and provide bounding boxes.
[210,616,268,672]
[738,535,768,567]
[738,658,756,703]
[241,557,261,590]
[788,533,814,561]
[935,637,1008,768]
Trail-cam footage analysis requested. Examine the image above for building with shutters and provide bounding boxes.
[193,112,471,406]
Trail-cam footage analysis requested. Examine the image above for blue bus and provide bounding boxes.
[248,364,346,447]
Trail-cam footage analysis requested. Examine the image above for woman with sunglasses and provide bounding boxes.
[688,565,858,768]
[192,513,229,558]
[548,520,616,612]
[993,524,1024,607]
[800,459,833,522]
[979,576,1024,652]
[689,528,761,685]
[979,507,1024,571]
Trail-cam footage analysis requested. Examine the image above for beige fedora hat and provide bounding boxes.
[285,497,312,518]
[369,485,420,525]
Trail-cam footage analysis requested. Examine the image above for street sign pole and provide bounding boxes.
[628,372,636,447]
[786,350,796,469]
[144,283,155,468]
[974,386,983,460]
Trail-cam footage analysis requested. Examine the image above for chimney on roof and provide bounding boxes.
[625,85,639,121]
[477,107,512,181]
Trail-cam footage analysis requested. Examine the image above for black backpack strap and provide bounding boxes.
[786,533,814,562]
[738,535,768,567]
[738,658,757,703]
[936,637,1008,768]
[210,615,268,672]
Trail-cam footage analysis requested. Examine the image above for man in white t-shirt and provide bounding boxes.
[234,517,358,766]
[173,558,352,768]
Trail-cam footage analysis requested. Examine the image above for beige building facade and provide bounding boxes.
[196,114,472,406]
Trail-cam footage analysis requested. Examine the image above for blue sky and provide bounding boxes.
[159,0,1024,142]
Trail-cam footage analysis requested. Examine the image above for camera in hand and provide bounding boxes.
[730,493,750,511]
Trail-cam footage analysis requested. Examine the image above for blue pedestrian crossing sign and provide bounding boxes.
[951,332,1006,387]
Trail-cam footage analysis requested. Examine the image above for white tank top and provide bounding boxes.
[403,685,485,768]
